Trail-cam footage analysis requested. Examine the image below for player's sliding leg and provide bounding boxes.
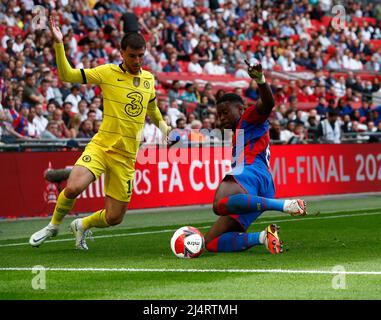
[215,194,307,216]
[205,178,266,252]
[29,166,94,247]
[205,216,264,252]
[205,216,283,254]
[70,195,128,250]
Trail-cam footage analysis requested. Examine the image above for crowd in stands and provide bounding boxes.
[1,0,381,147]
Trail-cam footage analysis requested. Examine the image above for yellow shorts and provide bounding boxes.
[75,142,135,202]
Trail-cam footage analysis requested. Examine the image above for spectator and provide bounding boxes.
[365,56,380,72]
[188,120,206,143]
[119,7,139,33]
[168,80,181,105]
[280,121,296,144]
[245,80,258,101]
[74,99,88,122]
[281,54,297,72]
[65,84,82,113]
[52,108,71,138]
[334,76,346,98]
[0,108,28,143]
[27,107,39,138]
[86,109,97,123]
[62,102,76,127]
[180,83,198,103]
[359,99,372,119]
[203,51,226,75]
[77,119,94,138]
[143,116,164,144]
[11,104,30,138]
[93,119,101,134]
[40,121,60,140]
[22,74,44,107]
[269,120,282,142]
[316,97,328,117]
[88,102,103,121]
[261,50,276,70]
[167,100,185,128]
[163,55,182,72]
[33,104,48,137]
[188,54,203,74]
[49,77,64,106]
[234,61,251,78]
[68,114,82,138]
[289,124,307,144]
[318,108,341,144]
[327,53,343,70]
[169,117,189,143]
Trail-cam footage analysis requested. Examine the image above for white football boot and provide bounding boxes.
[70,218,93,250]
[29,223,59,247]
[283,199,307,216]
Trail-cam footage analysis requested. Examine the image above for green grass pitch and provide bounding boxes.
[0,195,380,300]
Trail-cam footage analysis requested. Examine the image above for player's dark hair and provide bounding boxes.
[216,93,244,107]
[121,32,146,50]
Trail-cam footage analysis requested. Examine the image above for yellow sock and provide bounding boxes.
[82,209,109,230]
[51,189,76,226]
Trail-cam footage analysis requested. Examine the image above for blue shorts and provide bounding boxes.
[226,161,275,230]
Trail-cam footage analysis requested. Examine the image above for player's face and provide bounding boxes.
[216,102,242,130]
[121,46,146,75]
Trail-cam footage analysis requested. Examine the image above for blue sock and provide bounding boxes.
[206,232,262,252]
[217,194,285,215]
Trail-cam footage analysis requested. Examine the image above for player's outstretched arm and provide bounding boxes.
[147,98,170,142]
[50,16,83,84]
[245,60,275,114]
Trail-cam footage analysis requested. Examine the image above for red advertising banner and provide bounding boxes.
[1,143,381,218]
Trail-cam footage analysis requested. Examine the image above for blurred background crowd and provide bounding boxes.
[1,0,381,147]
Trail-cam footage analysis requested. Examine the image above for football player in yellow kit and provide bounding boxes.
[30,17,169,250]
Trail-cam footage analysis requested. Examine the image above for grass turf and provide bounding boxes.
[0,195,381,300]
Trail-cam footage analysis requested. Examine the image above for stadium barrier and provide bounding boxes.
[1,143,381,218]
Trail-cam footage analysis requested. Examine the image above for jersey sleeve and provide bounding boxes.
[146,86,168,135]
[81,65,108,85]
[54,42,103,85]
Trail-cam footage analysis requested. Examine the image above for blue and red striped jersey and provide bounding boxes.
[231,105,270,168]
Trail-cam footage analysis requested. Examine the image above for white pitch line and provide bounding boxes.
[0,210,380,248]
[0,267,380,276]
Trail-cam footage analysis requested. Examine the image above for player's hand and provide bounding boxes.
[159,121,171,145]
[49,16,63,43]
[244,60,266,84]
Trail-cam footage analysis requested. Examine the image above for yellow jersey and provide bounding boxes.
[54,42,166,158]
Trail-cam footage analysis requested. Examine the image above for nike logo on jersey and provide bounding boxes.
[117,79,126,81]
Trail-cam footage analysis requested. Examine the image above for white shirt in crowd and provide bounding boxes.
[333,82,346,98]
[167,107,183,128]
[261,56,276,70]
[143,122,163,144]
[203,62,226,75]
[281,59,296,72]
[65,94,82,113]
[188,62,203,74]
[129,0,151,7]
[33,115,48,136]
[280,130,294,144]
[320,119,341,144]
[12,42,24,53]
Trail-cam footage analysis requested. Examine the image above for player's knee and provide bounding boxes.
[212,203,218,215]
[106,214,124,226]
[213,198,228,216]
[64,184,83,199]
